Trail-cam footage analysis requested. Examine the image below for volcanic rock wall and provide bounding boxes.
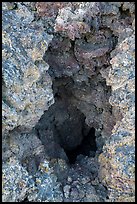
[2,2,135,202]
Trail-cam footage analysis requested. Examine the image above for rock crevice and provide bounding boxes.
[2,2,135,202]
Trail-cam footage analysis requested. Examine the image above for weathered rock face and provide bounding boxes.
[2,2,54,135]
[2,2,135,202]
[98,19,135,202]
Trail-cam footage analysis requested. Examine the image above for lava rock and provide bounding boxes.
[2,2,54,135]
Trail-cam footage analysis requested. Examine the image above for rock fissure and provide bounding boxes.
[33,27,117,200]
[2,2,135,202]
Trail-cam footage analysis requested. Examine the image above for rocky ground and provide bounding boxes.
[2,2,135,202]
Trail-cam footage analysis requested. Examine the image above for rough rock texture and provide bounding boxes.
[2,155,64,202]
[98,19,135,202]
[2,157,35,202]
[2,2,54,136]
[2,2,135,202]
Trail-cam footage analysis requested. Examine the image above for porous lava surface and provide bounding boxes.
[2,2,135,202]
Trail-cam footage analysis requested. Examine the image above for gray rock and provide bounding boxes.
[2,2,135,203]
[63,185,71,198]
[2,2,54,135]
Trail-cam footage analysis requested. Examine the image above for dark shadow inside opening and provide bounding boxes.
[64,127,97,164]
[35,77,98,166]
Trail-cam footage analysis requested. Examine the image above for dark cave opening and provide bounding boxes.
[38,28,117,166]
[64,127,97,164]
[35,76,98,165]
[35,25,118,167]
